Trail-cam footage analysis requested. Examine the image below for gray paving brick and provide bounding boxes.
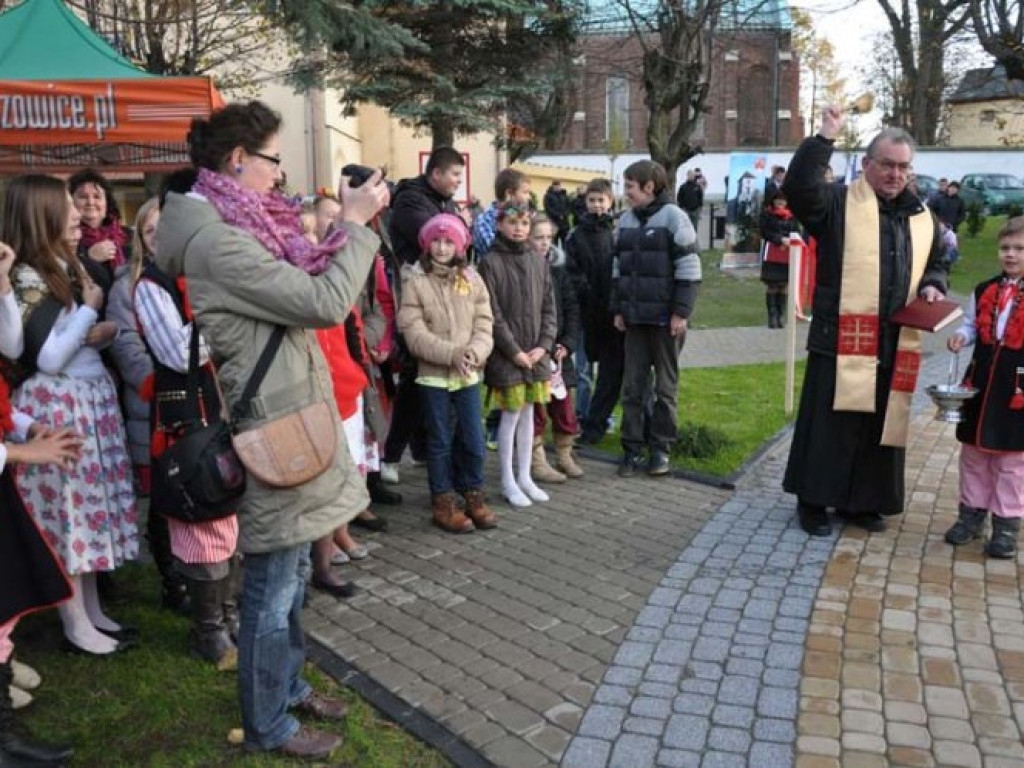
[654,639,692,664]
[765,643,803,670]
[664,623,699,641]
[636,606,674,628]
[622,715,666,736]
[562,737,612,768]
[656,748,702,767]
[594,685,635,706]
[664,714,710,751]
[705,607,742,623]
[753,717,796,743]
[604,666,643,687]
[749,741,794,764]
[672,693,715,715]
[701,751,743,768]
[638,681,677,698]
[708,726,753,753]
[718,675,759,706]
[778,597,813,618]
[763,668,800,688]
[679,678,718,696]
[757,686,798,719]
[648,587,684,607]
[609,734,660,768]
[644,664,684,684]
[627,626,664,643]
[712,703,755,728]
[613,641,655,668]
[630,695,672,719]
[700,621,735,639]
[742,600,777,620]
[726,658,763,678]
[577,704,627,739]
[691,637,729,663]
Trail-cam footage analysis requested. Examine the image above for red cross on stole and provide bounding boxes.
[837,314,879,356]
[891,349,922,393]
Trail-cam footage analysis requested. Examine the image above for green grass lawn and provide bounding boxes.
[951,215,1008,295]
[688,250,767,329]
[15,564,452,768]
[588,359,806,478]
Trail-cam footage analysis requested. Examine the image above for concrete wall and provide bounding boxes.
[948,101,1024,148]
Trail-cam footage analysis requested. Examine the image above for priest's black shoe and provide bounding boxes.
[837,509,887,533]
[797,503,831,537]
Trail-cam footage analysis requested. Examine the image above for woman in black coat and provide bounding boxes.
[759,190,798,328]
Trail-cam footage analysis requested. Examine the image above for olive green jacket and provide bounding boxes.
[156,193,379,554]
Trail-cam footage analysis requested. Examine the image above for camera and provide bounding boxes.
[342,164,384,188]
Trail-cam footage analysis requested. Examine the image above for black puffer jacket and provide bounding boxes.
[388,175,461,265]
[478,234,557,388]
[548,245,579,388]
[565,213,616,337]
[782,136,947,363]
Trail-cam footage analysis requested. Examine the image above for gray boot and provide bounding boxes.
[945,504,987,546]
[222,557,242,643]
[186,577,237,671]
[986,515,1021,559]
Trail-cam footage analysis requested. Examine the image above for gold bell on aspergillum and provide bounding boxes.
[846,92,875,115]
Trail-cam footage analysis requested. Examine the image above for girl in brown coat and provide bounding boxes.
[478,204,558,508]
[397,214,496,532]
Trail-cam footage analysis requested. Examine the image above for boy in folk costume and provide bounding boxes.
[945,217,1024,558]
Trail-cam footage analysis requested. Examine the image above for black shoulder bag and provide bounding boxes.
[153,326,282,522]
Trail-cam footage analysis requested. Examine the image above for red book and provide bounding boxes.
[890,297,963,332]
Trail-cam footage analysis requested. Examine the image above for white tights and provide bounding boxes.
[498,406,549,507]
[57,573,119,654]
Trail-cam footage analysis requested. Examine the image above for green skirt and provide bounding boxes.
[490,381,551,411]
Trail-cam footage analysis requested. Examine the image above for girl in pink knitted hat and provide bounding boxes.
[397,213,497,533]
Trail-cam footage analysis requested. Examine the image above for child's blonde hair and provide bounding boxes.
[130,197,160,287]
[999,216,1024,240]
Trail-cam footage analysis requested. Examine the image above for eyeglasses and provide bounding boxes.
[251,150,282,167]
[873,160,912,173]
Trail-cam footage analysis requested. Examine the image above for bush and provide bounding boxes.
[672,422,733,460]
[1007,202,1024,219]
[965,202,987,238]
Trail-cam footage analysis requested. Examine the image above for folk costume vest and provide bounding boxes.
[833,178,933,448]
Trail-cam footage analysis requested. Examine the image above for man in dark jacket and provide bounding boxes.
[544,180,571,243]
[382,147,468,480]
[931,182,966,233]
[676,170,704,231]
[389,147,466,265]
[782,107,948,537]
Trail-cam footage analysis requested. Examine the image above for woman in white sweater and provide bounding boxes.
[4,175,138,656]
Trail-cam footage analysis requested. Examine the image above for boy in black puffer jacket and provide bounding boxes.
[612,161,701,477]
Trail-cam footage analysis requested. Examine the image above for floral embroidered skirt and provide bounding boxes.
[13,372,139,575]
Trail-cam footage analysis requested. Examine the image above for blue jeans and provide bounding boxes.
[575,326,593,421]
[419,383,485,495]
[238,543,313,751]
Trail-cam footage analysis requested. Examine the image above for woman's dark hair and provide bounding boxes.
[187,101,282,172]
[67,167,121,224]
[765,189,787,210]
[159,166,199,209]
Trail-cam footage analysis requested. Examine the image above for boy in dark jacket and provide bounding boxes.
[612,161,701,477]
[566,178,619,442]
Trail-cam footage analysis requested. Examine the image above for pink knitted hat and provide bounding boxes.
[419,213,470,256]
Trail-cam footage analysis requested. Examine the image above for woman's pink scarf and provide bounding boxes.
[193,167,347,275]
[79,216,127,267]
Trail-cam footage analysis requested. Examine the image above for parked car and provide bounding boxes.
[959,173,1024,214]
[913,173,939,198]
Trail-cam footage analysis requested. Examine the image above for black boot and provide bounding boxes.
[986,515,1020,559]
[945,504,987,546]
[367,471,402,506]
[0,661,73,765]
[222,557,243,643]
[185,578,237,670]
[765,293,775,328]
[797,501,831,536]
[149,512,190,614]
[774,293,787,328]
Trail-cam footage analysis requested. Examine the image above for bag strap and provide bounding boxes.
[19,295,64,371]
[231,326,286,422]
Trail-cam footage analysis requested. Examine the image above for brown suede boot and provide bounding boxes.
[462,489,498,529]
[432,492,474,534]
[531,437,567,483]
[553,433,585,478]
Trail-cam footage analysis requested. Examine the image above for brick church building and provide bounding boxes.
[559,0,803,152]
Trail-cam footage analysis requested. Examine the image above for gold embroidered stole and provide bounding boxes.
[835,178,933,448]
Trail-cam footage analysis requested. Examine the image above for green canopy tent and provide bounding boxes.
[0,0,223,173]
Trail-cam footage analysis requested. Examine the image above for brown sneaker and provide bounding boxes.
[432,492,474,534]
[462,489,498,529]
[294,691,348,721]
[278,725,342,759]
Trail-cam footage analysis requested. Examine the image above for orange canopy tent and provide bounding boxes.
[0,0,224,173]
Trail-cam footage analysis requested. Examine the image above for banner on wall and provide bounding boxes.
[721,152,768,269]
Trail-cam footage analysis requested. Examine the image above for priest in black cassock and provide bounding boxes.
[782,106,948,536]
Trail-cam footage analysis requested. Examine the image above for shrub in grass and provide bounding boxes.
[965,202,987,238]
[1007,202,1024,219]
[672,422,733,460]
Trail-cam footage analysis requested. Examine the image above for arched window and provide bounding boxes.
[738,64,772,145]
[606,75,630,143]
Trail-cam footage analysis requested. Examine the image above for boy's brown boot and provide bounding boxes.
[462,489,498,529]
[553,433,585,478]
[432,493,474,534]
[531,437,566,483]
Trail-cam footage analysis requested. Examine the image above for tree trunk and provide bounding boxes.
[430,120,455,149]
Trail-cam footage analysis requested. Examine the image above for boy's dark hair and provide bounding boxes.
[586,178,614,197]
[999,216,1024,240]
[495,168,528,201]
[948,181,960,191]
[159,166,199,209]
[67,167,122,223]
[623,160,668,195]
[425,147,465,176]
[187,101,281,171]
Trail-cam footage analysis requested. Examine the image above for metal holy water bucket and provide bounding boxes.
[926,352,977,423]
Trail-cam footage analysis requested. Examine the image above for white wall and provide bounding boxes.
[529,148,1024,198]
